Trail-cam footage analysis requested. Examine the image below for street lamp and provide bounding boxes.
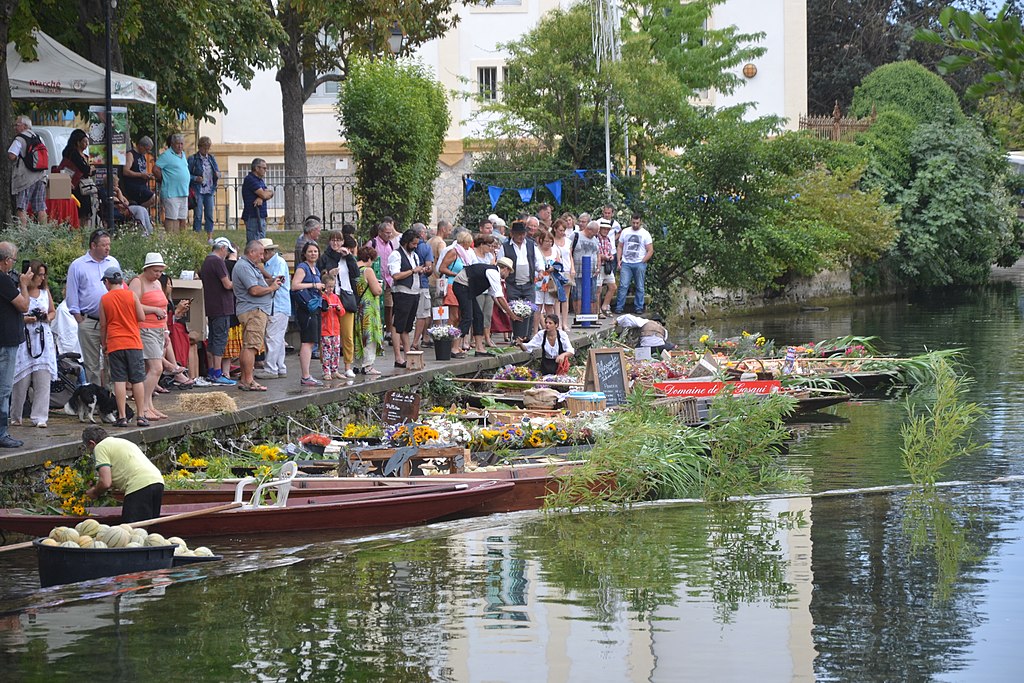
[104,0,116,231]
[387,21,406,56]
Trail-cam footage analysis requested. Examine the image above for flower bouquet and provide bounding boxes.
[492,363,540,389]
[508,299,538,318]
[427,324,462,340]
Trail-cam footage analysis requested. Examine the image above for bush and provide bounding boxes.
[851,60,966,126]
[338,58,450,231]
[0,221,83,290]
[856,110,918,199]
[110,227,209,280]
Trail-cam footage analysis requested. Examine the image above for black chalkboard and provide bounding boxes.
[382,390,420,425]
[587,348,628,406]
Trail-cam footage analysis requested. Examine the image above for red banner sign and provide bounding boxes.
[654,380,782,398]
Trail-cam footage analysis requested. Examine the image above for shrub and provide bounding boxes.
[110,227,209,280]
[0,221,83,289]
[338,58,450,231]
[851,60,966,126]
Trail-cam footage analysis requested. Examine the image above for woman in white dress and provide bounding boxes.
[551,218,574,331]
[534,229,561,334]
[11,260,57,428]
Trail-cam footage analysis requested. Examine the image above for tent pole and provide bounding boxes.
[103,0,114,231]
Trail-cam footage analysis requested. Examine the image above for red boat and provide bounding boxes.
[153,462,587,515]
[0,479,514,538]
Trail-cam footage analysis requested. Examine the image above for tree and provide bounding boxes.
[338,59,450,230]
[262,0,482,228]
[851,60,967,125]
[916,4,1024,100]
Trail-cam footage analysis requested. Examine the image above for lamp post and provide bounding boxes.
[387,21,406,56]
[104,0,116,230]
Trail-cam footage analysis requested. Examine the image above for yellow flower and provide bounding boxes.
[756,336,766,347]
[742,330,751,337]
[43,460,52,468]
[699,334,710,344]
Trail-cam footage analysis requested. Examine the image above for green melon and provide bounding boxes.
[75,518,101,537]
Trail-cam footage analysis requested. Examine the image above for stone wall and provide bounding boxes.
[675,269,856,319]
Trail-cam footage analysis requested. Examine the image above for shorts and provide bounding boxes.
[383,288,394,308]
[162,195,188,220]
[392,291,419,333]
[417,288,432,318]
[237,309,269,351]
[15,178,47,213]
[140,327,165,360]
[207,315,231,356]
[108,348,146,384]
[121,483,164,523]
[123,184,154,205]
[601,271,616,285]
[296,307,321,344]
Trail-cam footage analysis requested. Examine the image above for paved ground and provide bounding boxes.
[0,320,614,472]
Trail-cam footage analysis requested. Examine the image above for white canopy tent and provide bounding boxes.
[6,29,157,104]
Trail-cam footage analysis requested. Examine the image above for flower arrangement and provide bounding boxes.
[163,469,204,490]
[251,443,287,462]
[508,299,538,318]
[423,415,473,445]
[176,452,209,468]
[493,364,540,383]
[384,423,441,447]
[299,433,331,447]
[341,423,383,439]
[43,460,91,515]
[427,324,462,340]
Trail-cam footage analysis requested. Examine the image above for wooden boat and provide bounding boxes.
[0,479,514,538]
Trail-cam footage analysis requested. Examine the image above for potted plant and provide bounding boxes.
[508,299,537,340]
[298,433,331,456]
[427,324,462,361]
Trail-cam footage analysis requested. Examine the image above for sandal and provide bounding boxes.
[154,384,171,394]
[363,367,381,376]
[238,382,268,392]
[394,361,407,368]
[136,417,150,427]
[114,417,130,428]
[172,378,196,390]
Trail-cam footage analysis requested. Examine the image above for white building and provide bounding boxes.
[199,0,807,226]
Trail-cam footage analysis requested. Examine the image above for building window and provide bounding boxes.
[478,67,498,101]
[237,163,285,209]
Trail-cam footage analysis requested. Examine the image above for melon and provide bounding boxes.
[49,526,80,543]
[75,518,101,537]
[59,540,80,549]
[117,523,134,534]
[105,526,131,548]
[77,535,94,548]
[144,533,168,547]
[126,541,142,548]
[91,541,107,549]
[95,523,110,537]
[193,546,213,557]
[40,538,59,547]
[167,536,188,552]
[130,528,148,544]
[173,545,189,556]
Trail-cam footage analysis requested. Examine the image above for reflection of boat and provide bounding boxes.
[790,392,852,414]
[0,479,513,538]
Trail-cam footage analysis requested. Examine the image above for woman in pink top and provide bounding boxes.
[129,253,170,421]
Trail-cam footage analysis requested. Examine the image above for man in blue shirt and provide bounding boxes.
[241,158,274,244]
[153,134,190,233]
[66,229,120,385]
[411,222,435,350]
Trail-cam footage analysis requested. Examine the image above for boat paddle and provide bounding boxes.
[0,501,244,553]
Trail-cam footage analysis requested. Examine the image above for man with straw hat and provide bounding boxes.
[258,237,290,379]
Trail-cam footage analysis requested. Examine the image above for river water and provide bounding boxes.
[2,276,1024,681]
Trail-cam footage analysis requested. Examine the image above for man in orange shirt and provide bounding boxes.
[99,267,148,427]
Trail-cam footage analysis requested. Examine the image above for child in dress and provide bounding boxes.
[320,273,343,380]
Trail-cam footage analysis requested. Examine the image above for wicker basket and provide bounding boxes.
[565,391,607,415]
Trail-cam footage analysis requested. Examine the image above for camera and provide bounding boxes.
[30,308,47,321]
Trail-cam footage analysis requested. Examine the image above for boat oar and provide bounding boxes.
[0,501,244,553]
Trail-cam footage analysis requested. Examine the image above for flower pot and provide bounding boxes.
[512,319,531,341]
[304,443,327,456]
[434,337,453,361]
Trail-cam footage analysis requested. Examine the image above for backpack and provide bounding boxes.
[18,133,49,173]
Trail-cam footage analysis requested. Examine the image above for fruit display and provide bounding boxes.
[40,519,215,558]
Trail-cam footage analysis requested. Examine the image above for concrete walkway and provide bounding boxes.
[0,320,615,473]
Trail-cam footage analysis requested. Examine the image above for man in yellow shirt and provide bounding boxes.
[82,426,164,522]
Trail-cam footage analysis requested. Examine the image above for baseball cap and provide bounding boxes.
[212,237,236,253]
[101,266,123,282]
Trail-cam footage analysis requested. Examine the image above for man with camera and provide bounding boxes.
[0,242,34,448]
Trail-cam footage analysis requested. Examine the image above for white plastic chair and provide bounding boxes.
[232,461,298,508]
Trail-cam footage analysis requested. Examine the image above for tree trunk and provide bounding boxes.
[275,8,310,230]
[0,1,16,226]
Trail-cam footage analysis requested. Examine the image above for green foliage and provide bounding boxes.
[900,357,985,487]
[339,58,450,230]
[856,110,918,199]
[643,120,897,303]
[0,220,81,288]
[890,121,1019,286]
[109,227,210,280]
[851,60,967,126]
[977,93,1024,149]
[916,4,1024,100]
[419,373,465,409]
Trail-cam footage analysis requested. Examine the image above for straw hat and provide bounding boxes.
[143,252,166,269]
[259,238,279,251]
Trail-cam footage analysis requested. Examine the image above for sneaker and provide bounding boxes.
[193,377,213,387]
[278,371,288,378]
[0,435,23,448]
[300,376,324,387]
[345,368,356,378]
[211,375,237,386]
[254,370,278,380]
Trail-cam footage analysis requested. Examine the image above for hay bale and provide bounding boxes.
[176,391,238,414]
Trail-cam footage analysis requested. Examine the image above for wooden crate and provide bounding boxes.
[347,446,466,477]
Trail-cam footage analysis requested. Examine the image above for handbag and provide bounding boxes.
[339,288,357,315]
[78,176,98,197]
[305,292,324,313]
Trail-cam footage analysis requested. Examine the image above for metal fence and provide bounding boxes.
[150,175,359,232]
[799,102,876,142]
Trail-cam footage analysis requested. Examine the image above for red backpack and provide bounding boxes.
[18,133,49,172]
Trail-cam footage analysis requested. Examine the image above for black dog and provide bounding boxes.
[63,384,134,424]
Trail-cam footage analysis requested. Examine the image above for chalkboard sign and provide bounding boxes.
[585,348,628,406]
[382,390,420,426]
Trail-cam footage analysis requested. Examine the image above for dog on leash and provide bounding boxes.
[63,384,134,424]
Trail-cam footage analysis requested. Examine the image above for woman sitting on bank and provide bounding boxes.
[519,313,574,376]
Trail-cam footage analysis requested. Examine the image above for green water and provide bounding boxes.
[3,281,1024,681]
